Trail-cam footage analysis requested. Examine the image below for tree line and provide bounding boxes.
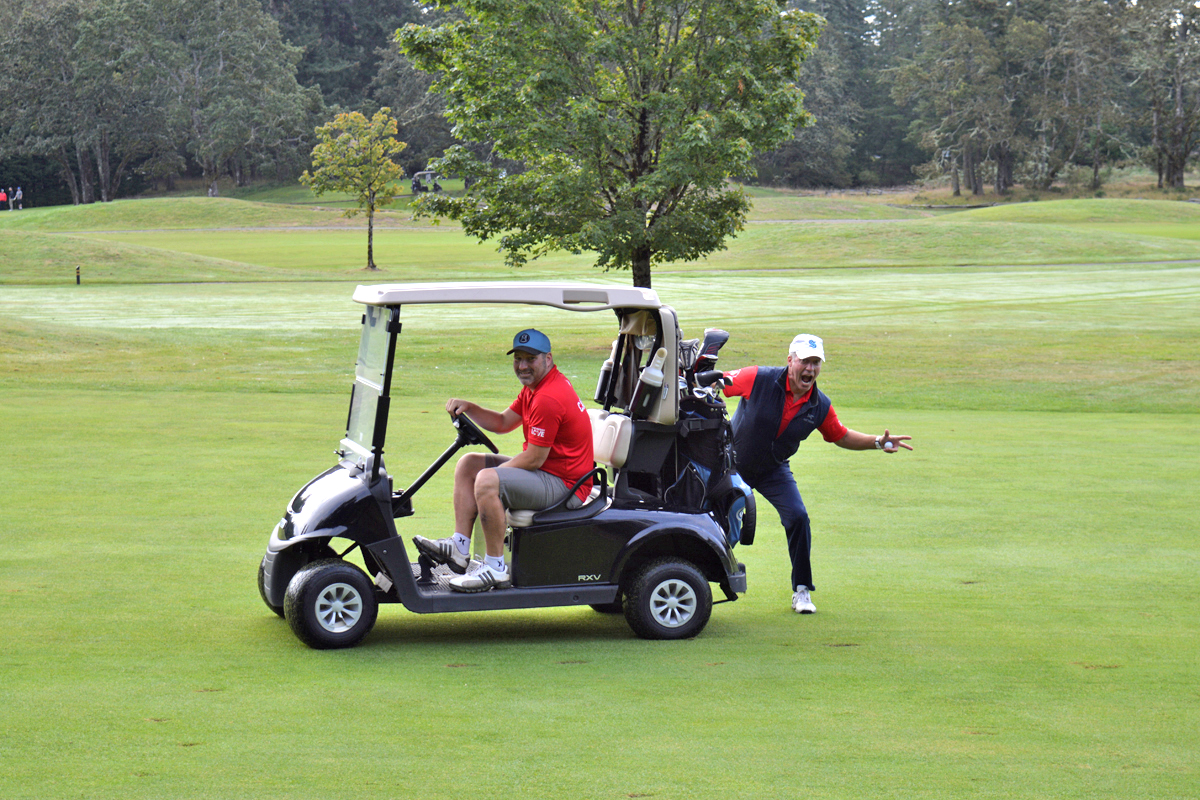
[1,0,1196,208]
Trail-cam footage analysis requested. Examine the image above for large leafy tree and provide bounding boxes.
[397,0,821,288]
[262,0,434,111]
[139,0,321,193]
[1128,0,1200,189]
[300,109,407,270]
[1,0,160,204]
[368,47,457,176]
[1,0,322,201]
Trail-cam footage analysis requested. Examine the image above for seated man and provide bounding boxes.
[413,329,594,592]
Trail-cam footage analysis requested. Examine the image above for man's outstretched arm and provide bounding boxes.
[834,428,913,452]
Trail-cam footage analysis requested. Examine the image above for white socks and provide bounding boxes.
[453,532,507,573]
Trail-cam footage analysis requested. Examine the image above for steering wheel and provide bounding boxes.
[452,413,499,454]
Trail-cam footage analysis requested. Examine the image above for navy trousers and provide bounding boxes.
[744,461,813,591]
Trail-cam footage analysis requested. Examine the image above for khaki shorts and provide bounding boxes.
[485,454,583,510]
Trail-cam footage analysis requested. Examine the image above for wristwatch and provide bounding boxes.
[875,436,883,449]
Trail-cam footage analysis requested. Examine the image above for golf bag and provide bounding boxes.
[667,338,756,547]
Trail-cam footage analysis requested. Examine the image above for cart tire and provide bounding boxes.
[622,558,712,640]
[258,556,285,618]
[284,559,378,649]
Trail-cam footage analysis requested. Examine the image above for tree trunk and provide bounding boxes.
[366,190,377,270]
[1152,105,1164,189]
[76,141,95,204]
[964,144,982,196]
[93,132,111,203]
[55,146,81,205]
[204,159,220,197]
[1167,79,1189,188]
[1167,152,1187,188]
[993,144,1014,194]
[631,246,651,288]
[1171,77,1186,188]
[950,151,960,196]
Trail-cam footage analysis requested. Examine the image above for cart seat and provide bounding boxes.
[506,409,630,528]
[506,482,603,528]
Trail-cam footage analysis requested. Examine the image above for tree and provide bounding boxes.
[261,0,438,112]
[131,0,321,194]
[300,109,407,271]
[1128,0,1200,189]
[1042,0,1131,191]
[368,47,457,177]
[397,0,822,288]
[0,0,160,204]
[756,0,862,188]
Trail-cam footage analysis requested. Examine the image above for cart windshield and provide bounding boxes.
[342,305,392,460]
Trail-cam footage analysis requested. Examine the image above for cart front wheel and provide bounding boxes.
[623,558,712,640]
[284,559,378,649]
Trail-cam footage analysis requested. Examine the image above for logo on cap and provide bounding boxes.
[508,328,551,355]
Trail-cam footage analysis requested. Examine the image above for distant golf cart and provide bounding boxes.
[257,282,754,649]
[410,170,442,194]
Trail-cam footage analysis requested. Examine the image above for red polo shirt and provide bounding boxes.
[723,366,848,442]
[509,365,594,501]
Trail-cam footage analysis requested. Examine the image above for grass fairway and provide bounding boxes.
[1,196,1198,799]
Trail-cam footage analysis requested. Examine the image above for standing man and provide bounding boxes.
[723,334,912,614]
[413,329,594,593]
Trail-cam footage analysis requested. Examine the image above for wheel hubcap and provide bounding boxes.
[649,578,697,628]
[315,582,363,633]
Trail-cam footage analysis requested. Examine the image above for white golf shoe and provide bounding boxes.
[792,586,816,614]
[412,535,470,574]
[448,560,512,593]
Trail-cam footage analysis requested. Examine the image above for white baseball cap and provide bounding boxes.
[788,334,825,362]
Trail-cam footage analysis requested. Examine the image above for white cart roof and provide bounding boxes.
[353,281,661,311]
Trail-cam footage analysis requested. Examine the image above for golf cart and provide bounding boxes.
[257,282,754,649]
[410,170,442,194]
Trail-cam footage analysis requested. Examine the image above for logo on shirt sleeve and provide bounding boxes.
[531,426,546,439]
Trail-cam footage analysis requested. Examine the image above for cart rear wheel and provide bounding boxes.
[622,558,712,640]
[284,559,378,649]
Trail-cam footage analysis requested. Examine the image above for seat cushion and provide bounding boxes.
[505,484,603,528]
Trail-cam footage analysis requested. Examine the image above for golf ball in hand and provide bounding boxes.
[884,441,896,451]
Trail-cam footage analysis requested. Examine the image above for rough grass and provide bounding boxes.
[0,196,433,233]
[7,194,1200,286]
[959,198,1200,224]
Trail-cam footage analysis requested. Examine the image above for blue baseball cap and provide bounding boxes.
[507,329,552,355]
